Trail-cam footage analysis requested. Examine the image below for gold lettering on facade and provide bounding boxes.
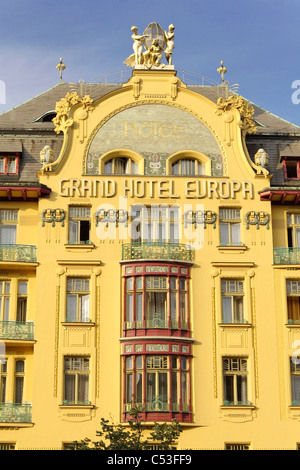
[58,178,254,200]
[123,121,185,139]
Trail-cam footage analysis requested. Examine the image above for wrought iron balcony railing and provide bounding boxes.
[122,242,192,261]
[0,403,32,423]
[273,247,300,265]
[0,321,34,341]
[0,244,37,263]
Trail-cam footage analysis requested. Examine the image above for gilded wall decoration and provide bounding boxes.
[215,95,257,136]
[86,104,223,176]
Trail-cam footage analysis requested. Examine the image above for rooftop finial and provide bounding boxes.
[217,60,227,84]
[56,58,66,82]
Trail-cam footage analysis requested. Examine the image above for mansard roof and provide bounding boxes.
[0,76,299,188]
[0,78,299,136]
[0,82,121,132]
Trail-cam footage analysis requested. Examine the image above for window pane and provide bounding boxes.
[170,292,177,322]
[136,293,143,323]
[287,296,300,322]
[104,160,112,174]
[18,282,27,295]
[77,375,89,403]
[68,220,78,243]
[172,161,179,175]
[8,158,16,173]
[126,293,133,322]
[159,372,168,403]
[181,371,188,405]
[126,373,133,402]
[237,375,247,403]
[146,372,156,403]
[67,295,77,322]
[224,375,234,402]
[0,225,16,244]
[4,298,9,322]
[14,377,24,403]
[234,297,244,322]
[80,294,89,322]
[222,297,232,322]
[0,376,6,402]
[64,375,75,402]
[136,372,143,403]
[231,223,241,244]
[171,372,178,404]
[292,375,300,402]
[220,223,229,245]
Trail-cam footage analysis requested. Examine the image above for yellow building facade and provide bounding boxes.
[0,29,300,449]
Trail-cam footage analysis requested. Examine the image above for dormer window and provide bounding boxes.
[282,157,300,179]
[0,155,19,175]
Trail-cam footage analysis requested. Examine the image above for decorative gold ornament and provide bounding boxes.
[216,95,257,135]
[217,60,227,83]
[56,58,66,81]
[53,92,93,135]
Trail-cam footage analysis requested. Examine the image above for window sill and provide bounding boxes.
[217,245,247,253]
[219,322,252,328]
[65,243,95,252]
[221,403,254,409]
[59,403,94,409]
[62,321,95,327]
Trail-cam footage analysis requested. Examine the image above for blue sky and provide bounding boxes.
[1,0,300,125]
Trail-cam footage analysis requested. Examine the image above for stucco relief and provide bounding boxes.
[86,104,223,176]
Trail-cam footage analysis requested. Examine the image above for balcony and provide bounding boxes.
[122,242,192,262]
[273,247,300,265]
[0,321,34,341]
[0,244,37,263]
[0,403,32,423]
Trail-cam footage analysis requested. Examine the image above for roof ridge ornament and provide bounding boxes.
[124,22,175,70]
[56,58,66,82]
[217,60,227,84]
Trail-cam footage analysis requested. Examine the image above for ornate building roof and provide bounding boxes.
[0,78,299,188]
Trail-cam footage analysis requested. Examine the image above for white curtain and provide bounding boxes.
[0,225,16,244]
[68,220,78,243]
[231,223,241,245]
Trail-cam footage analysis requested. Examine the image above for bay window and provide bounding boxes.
[123,350,191,419]
[124,265,189,333]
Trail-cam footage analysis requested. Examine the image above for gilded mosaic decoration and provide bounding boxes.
[86,104,223,176]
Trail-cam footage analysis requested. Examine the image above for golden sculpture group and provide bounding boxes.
[124,23,175,68]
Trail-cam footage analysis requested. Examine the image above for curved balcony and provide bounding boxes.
[0,244,37,263]
[122,242,192,262]
[0,321,34,341]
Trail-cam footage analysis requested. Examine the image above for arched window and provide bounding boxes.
[171,158,205,176]
[104,157,138,175]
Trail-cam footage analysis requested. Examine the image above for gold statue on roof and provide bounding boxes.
[124,22,175,69]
